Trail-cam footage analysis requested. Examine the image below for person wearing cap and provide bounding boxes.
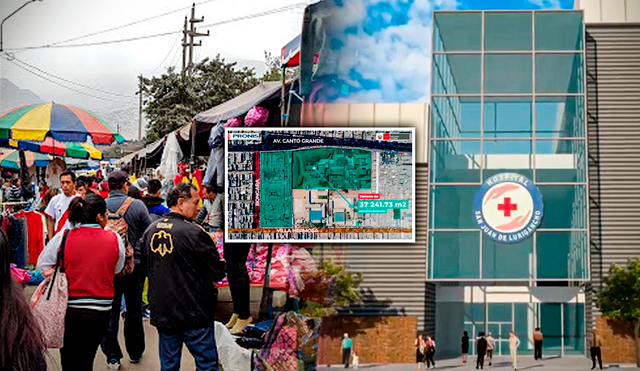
[101,170,152,370]
[128,178,148,200]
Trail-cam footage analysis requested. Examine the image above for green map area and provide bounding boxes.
[260,151,293,228]
[292,148,372,190]
[259,147,373,228]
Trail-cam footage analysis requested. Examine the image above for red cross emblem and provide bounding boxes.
[497,197,518,217]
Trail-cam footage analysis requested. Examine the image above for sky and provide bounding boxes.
[0,0,575,139]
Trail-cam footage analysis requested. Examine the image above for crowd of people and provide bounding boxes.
[0,167,249,371]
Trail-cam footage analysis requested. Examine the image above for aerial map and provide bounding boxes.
[225,128,415,243]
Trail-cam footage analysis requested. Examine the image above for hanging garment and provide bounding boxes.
[20,211,46,265]
[158,133,183,182]
[8,216,26,268]
[22,217,29,267]
[203,147,225,188]
[245,106,269,127]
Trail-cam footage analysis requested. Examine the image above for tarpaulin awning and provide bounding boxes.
[281,34,318,68]
[193,81,283,126]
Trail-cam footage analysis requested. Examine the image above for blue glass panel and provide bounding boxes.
[536,54,584,94]
[485,54,533,94]
[483,97,533,138]
[431,96,482,139]
[434,12,482,52]
[430,140,481,183]
[538,185,587,229]
[484,12,533,51]
[431,232,480,279]
[535,96,585,138]
[483,235,532,279]
[430,186,479,229]
[535,11,584,51]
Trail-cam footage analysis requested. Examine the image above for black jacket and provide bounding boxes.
[142,212,226,332]
[477,337,488,355]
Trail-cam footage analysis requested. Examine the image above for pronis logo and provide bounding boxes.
[473,173,544,244]
[229,132,261,140]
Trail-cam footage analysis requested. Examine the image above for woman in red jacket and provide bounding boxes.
[37,194,125,371]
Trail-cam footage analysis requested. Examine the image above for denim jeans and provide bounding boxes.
[158,326,220,371]
[101,269,145,361]
[223,242,251,319]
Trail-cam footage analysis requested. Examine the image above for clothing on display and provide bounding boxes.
[45,158,67,190]
[244,106,269,127]
[3,210,47,269]
[157,133,183,182]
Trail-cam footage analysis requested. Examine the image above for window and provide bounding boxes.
[535,11,584,51]
[433,12,482,52]
[483,97,533,138]
[537,231,588,280]
[483,236,533,279]
[430,232,480,279]
[536,140,586,183]
[536,54,584,94]
[535,96,586,138]
[433,54,482,94]
[431,96,482,139]
[430,140,481,183]
[484,12,533,51]
[538,185,587,229]
[482,140,534,180]
[484,54,533,94]
[430,186,479,229]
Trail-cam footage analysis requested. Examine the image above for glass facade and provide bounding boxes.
[428,11,588,282]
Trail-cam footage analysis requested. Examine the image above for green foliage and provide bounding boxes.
[262,51,298,83]
[300,260,363,318]
[597,259,640,366]
[597,259,640,322]
[142,56,260,143]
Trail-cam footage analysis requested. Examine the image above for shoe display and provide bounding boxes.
[230,317,253,335]
[107,359,121,370]
[225,313,239,329]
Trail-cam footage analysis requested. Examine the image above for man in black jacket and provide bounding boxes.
[476,332,488,370]
[141,183,226,370]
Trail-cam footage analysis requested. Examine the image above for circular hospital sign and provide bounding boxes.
[473,173,544,244]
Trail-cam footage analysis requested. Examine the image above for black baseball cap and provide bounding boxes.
[108,170,129,184]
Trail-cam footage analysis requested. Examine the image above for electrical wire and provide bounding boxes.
[2,55,137,105]
[47,0,223,47]
[149,33,182,75]
[5,3,308,51]
[6,54,136,98]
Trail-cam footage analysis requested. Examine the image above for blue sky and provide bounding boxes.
[326,0,576,104]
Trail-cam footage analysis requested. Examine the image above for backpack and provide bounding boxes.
[107,197,135,276]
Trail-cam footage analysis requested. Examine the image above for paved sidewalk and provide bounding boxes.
[318,356,640,370]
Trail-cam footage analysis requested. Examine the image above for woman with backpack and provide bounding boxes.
[37,194,125,370]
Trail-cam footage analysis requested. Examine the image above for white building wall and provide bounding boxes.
[575,0,640,23]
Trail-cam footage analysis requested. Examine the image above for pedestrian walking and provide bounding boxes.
[476,332,487,369]
[342,333,353,369]
[415,334,425,365]
[141,183,226,370]
[533,327,543,360]
[45,171,79,238]
[485,332,495,366]
[1,230,46,371]
[424,335,436,369]
[37,194,125,370]
[590,330,603,370]
[101,171,152,370]
[461,331,470,364]
[509,331,520,370]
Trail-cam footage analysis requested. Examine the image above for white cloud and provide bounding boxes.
[527,0,562,8]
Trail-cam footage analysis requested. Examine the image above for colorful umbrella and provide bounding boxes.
[0,137,103,160]
[0,102,125,145]
[0,149,51,170]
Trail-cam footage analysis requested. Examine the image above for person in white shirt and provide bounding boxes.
[485,332,496,366]
[45,171,78,239]
[509,331,521,370]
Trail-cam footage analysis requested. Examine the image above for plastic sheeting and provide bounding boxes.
[215,321,253,371]
[157,133,183,181]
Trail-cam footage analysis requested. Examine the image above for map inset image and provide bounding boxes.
[226,128,414,243]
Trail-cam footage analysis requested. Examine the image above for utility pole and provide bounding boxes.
[137,75,143,141]
[181,16,188,75]
[186,3,209,76]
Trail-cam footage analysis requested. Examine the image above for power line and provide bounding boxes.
[5,4,308,51]
[2,55,137,105]
[5,29,181,51]
[47,0,223,47]
[6,53,136,98]
[149,33,182,75]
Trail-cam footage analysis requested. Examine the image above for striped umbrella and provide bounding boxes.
[0,102,125,145]
[0,149,51,170]
[0,137,103,160]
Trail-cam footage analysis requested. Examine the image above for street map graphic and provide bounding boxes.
[225,128,415,243]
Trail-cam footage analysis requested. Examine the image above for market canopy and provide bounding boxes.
[193,81,283,126]
[0,149,51,170]
[0,102,125,145]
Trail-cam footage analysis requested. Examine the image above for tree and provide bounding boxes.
[597,259,640,366]
[300,260,363,318]
[262,51,298,83]
[142,55,260,143]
